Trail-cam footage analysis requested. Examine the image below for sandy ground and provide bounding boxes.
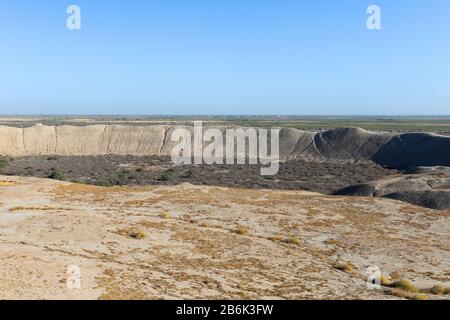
[0,176,448,300]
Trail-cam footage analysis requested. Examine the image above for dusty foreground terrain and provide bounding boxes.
[0,176,449,300]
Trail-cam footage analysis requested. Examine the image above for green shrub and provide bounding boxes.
[182,169,194,178]
[94,179,115,187]
[160,169,177,181]
[0,157,9,169]
[118,170,136,180]
[48,170,67,181]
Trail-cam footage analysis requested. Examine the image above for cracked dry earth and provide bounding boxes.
[0,176,449,300]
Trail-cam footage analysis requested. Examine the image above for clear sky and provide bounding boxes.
[0,0,449,115]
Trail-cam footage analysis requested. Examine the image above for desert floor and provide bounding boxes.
[0,176,448,299]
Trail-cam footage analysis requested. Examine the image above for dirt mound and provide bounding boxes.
[385,191,450,211]
[404,166,450,174]
[288,128,450,169]
[335,173,450,210]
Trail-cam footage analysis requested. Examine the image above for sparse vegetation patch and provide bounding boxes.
[390,288,429,300]
[284,236,301,246]
[160,211,170,219]
[117,228,146,240]
[160,169,177,181]
[48,170,67,181]
[234,226,249,236]
[0,155,396,193]
[334,262,355,273]
[391,278,419,293]
[0,157,9,171]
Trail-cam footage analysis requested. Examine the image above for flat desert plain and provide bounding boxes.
[0,176,448,300]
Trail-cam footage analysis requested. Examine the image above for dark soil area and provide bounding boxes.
[0,155,397,194]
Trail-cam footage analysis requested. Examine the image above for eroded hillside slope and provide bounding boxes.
[0,125,449,169]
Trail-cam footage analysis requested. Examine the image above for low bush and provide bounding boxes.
[0,157,9,169]
[48,170,67,181]
[117,170,137,183]
[160,169,177,181]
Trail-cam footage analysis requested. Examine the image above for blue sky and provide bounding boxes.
[0,0,449,115]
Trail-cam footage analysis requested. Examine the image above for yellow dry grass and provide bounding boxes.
[0,181,16,186]
[117,228,146,240]
[9,205,73,212]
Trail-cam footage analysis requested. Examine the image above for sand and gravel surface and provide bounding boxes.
[0,176,448,300]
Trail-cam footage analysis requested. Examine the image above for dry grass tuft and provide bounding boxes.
[117,228,146,240]
[160,211,170,219]
[200,221,211,228]
[390,288,429,300]
[334,262,355,273]
[9,205,73,212]
[323,238,338,245]
[284,236,301,246]
[424,284,446,295]
[268,235,283,242]
[391,279,419,293]
[380,274,391,287]
[234,226,249,236]
[0,181,15,186]
[386,277,449,297]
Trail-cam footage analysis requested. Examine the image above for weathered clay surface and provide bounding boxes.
[0,125,166,157]
[0,176,448,299]
[1,125,449,169]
